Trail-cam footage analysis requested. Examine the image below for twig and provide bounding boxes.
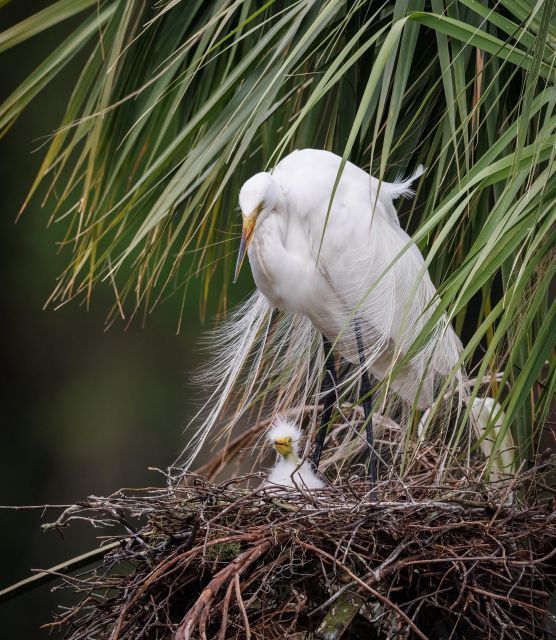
[300,541,429,640]
[175,538,272,640]
[0,541,119,604]
[234,573,251,640]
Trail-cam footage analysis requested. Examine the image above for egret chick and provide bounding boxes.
[265,418,324,490]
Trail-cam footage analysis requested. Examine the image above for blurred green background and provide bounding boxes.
[0,4,246,637]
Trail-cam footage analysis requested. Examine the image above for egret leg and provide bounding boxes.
[355,323,378,495]
[312,335,337,470]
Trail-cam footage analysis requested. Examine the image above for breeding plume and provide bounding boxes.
[234,149,462,480]
[264,417,324,490]
[188,149,512,480]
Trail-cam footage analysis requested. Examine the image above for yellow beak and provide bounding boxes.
[274,438,292,457]
[233,211,258,283]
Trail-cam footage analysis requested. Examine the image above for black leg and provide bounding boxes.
[312,334,337,470]
[355,321,378,496]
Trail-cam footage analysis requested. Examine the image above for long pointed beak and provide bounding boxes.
[233,213,257,283]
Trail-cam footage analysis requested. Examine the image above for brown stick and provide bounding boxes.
[217,580,235,640]
[111,533,261,640]
[235,573,251,640]
[175,538,272,640]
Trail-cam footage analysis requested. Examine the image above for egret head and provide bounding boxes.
[268,417,302,460]
[234,172,280,282]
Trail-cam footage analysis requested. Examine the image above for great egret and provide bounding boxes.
[264,417,324,490]
[234,149,462,483]
[187,149,513,485]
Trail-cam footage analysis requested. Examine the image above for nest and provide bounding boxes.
[42,458,556,640]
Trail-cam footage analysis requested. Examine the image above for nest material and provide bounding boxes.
[43,461,556,640]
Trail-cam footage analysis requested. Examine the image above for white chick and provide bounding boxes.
[264,417,324,490]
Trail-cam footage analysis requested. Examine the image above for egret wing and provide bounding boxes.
[274,149,461,408]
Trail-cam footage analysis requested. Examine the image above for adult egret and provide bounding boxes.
[264,417,324,490]
[187,149,512,485]
[233,149,461,484]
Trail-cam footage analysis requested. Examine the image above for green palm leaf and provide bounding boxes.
[2,0,554,469]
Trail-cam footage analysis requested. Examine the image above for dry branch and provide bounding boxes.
[33,452,555,640]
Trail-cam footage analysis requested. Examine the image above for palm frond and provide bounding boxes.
[2,0,554,469]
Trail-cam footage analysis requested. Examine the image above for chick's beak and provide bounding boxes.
[233,211,257,283]
[273,439,291,456]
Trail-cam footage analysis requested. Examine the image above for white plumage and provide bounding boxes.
[471,397,515,480]
[184,149,514,479]
[238,149,461,409]
[264,418,324,490]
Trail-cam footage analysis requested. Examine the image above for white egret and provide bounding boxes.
[264,417,324,490]
[187,149,513,485]
[233,149,462,484]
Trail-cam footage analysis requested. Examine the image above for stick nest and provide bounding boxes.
[43,459,556,640]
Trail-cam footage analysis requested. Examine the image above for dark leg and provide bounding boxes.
[355,321,378,495]
[312,335,337,470]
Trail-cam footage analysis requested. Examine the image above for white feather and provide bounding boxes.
[184,149,511,475]
[264,417,324,490]
[386,164,426,200]
[267,417,303,448]
[471,397,516,480]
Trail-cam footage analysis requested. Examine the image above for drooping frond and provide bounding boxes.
[2,0,553,472]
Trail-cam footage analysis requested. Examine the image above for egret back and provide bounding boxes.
[271,149,463,409]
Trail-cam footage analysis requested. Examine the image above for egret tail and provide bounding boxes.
[470,397,516,481]
[384,164,426,200]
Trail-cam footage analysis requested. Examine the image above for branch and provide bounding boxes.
[0,541,119,604]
